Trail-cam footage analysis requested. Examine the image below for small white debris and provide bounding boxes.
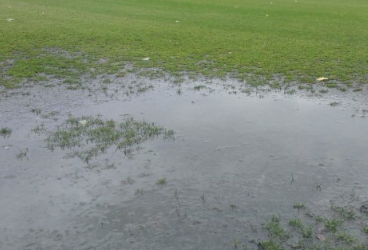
[142,57,150,61]
[317,77,328,81]
[266,14,269,17]
[4,146,10,150]
[175,20,180,23]
[228,52,232,54]
[6,18,14,22]
[79,120,88,126]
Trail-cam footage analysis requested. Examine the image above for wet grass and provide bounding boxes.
[293,202,306,211]
[16,148,29,160]
[324,218,343,233]
[331,205,356,220]
[41,115,174,163]
[156,178,167,185]
[0,127,12,137]
[1,0,368,89]
[258,211,368,250]
[329,102,340,107]
[258,203,368,250]
[264,215,289,241]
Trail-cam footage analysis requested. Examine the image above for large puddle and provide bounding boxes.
[1,82,368,249]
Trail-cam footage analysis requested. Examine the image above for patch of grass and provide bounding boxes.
[330,102,340,107]
[32,124,46,135]
[331,205,356,220]
[232,239,243,249]
[289,219,303,228]
[326,83,338,88]
[31,108,42,115]
[16,148,29,160]
[42,115,174,163]
[319,89,329,94]
[353,244,368,250]
[293,203,306,211]
[288,218,312,238]
[256,202,368,250]
[315,215,325,222]
[0,127,12,137]
[193,85,206,91]
[156,178,167,185]
[41,111,60,119]
[264,215,289,240]
[301,226,313,239]
[258,240,284,250]
[353,88,363,92]
[1,0,368,88]
[324,218,343,233]
[336,231,356,244]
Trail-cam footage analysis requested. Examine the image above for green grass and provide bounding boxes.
[42,115,174,163]
[156,178,167,185]
[1,0,368,89]
[16,148,29,160]
[264,215,289,240]
[325,218,343,233]
[336,231,356,244]
[289,219,303,228]
[0,127,12,137]
[293,202,306,210]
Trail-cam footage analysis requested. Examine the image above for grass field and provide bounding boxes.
[1,0,368,88]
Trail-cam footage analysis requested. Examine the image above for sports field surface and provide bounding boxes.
[1,0,368,87]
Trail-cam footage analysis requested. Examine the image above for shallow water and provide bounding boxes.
[1,82,368,249]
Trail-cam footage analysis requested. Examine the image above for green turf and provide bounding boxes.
[1,0,368,88]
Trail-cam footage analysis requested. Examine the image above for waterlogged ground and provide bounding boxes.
[1,79,368,250]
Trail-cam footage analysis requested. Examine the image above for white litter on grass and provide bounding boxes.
[79,120,88,126]
[6,18,14,22]
[175,20,180,23]
[266,14,269,17]
[142,57,150,61]
[317,77,328,81]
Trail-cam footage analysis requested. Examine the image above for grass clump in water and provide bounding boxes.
[264,215,289,241]
[156,178,167,185]
[324,218,343,233]
[44,115,174,163]
[257,201,368,250]
[0,127,12,137]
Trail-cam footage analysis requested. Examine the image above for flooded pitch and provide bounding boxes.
[1,81,368,249]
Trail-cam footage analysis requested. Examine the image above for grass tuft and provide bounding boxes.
[0,127,12,137]
[156,178,167,185]
[42,115,174,163]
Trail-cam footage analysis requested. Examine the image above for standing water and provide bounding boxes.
[1,82,368,249]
